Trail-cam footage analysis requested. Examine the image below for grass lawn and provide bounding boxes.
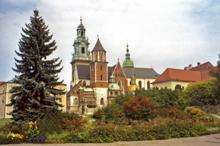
[0,118,12,129]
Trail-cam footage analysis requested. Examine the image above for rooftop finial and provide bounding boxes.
[117,58,120,63]
[97,34,99,39]
[80,16,82,24]
[126,43,129,53]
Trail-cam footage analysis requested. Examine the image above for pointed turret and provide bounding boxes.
[123,44,134,68]
[92,38,106,52]
[91,38,107,62]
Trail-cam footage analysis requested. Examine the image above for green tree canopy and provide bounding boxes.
[9,10,64,124]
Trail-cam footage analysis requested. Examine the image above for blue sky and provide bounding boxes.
[0,0,219,86]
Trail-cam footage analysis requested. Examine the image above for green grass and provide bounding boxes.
[0,118,12,129]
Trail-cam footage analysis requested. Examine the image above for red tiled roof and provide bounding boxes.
[152,68,208,84]
[92,38,106,52]
[190,62,214,72]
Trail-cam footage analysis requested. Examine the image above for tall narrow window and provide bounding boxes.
[81,47,85,54]
[100,65,102,70]
[100,75,103,80]
[147,81,150,90]
[100,53,103,61]
[138,81,142,88]
[81,31,83,37]
[100,98,104,105]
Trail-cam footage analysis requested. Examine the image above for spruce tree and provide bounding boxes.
[9,10,63,124]
[215,54,220,98]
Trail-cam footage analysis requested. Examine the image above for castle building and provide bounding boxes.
[68,18,126,115]
[67,18,160,115]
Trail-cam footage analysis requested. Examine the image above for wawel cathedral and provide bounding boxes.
[67,18,159,115]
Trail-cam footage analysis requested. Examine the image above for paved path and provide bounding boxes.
[2,134,220,146]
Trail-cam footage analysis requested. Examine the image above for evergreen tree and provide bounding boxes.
[215,54,220,98]
[9,10,63,124]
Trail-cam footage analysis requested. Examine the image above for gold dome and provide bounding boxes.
[128,85,139,92]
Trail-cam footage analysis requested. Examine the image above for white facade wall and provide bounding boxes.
[153,81,191,90]
[94,88,108,108]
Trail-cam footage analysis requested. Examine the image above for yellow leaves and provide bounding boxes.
[7,133,24,140]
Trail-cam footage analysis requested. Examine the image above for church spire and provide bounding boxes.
[123,43,134,68]
[80,16,82,24]
[72,17,91,63]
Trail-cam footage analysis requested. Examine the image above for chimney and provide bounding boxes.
[197,62,200,66]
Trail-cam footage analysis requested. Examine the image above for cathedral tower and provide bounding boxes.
[90,38,108,87]
[90,38,108,107]
[72,17,91,63]
[71,17,91,85]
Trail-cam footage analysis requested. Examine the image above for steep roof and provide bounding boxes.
[92,38,106,52]
[190,62,214,72]
[123,67,159,79]
[77,65,90,80]
[152,68,210,84]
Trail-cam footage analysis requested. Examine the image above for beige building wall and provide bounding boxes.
[127,78,155,90]
[54,84,67,112]
[153,81,191,90]
[0,82,17,119]
[0,83,6,119]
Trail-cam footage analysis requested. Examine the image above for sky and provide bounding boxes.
[0,0,220,87]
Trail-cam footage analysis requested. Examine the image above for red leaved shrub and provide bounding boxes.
[123,97,159,121]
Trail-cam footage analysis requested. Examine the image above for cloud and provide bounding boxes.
[0,0,219,88]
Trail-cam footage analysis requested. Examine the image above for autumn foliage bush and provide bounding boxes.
[61,112,87,131]
[123,97,158,121]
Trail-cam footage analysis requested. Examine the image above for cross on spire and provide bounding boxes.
[80,16,82,24]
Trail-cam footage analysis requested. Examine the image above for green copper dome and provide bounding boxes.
[123,44,134,68]
[108,75,121,91]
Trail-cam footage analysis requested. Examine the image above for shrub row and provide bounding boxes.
[62,120,218,143]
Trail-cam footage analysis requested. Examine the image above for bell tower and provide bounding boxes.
[72,17,91,63]
[90,38,108,87]
[71,17,91,85]
[90,38,108,108]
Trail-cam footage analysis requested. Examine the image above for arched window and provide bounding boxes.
[100,98,104,105]
[81,47,85,54]
[147,81,150,90]
[100,75,103,80]
[81,31,84,37]
[138,81,142,88]
[175,84,182,90]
